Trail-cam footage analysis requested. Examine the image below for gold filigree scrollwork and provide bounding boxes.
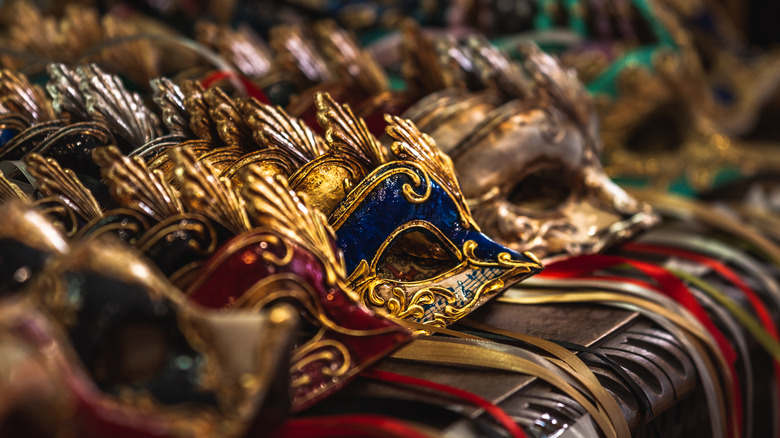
[93,145,184,221]
[239,170,346,286]
[385,286,438,320]
[170,146,250,234]
[291,336,351,388]
[314,92,386,166]
[328,164,433,230]
[24,154,102,221]
[430,279,504,327]
[397,164,430,205]
[240,97,327,165]
[0,69,56,124]
[352,273,501,328]
[77,64,162,148]
[385,114,472,226]
[462,240,540,271]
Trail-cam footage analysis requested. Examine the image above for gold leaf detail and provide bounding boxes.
[46,63,89,121]
[93,145,184,221]
[0,171,29,202]
[270,25,333,83]
[151,77,192,136]
[77,64,162,147]
[100,15,160,88]
[181,80,217,143]
[170,146,250,234]
[0,69,56,124]
[204,87,254,150]
[240,170,347,285]
[384,114,471,217]
[59,4,103,59]
[241,97,327,165]
[24,154,102,221]
[399,19,453,95]
[312,20,388,95]
[196,22,273,79]
[314,92,386,166]
[466,35,529,98]
[6,2,60,59]
[521,43,593,138]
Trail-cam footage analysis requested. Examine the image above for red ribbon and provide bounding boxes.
[540,253,742,438]
[624,243,780,343]
[201,71,270,104]
[271,414,433,438]
[362,369,527,438]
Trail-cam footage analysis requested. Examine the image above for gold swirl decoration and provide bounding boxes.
[328,163,433,230]
[384,114,473,227]
[351,273,503,329]
[385,286,443,320]
[291,336,351,388]
[348,237,540,327]
[463,239,541,271]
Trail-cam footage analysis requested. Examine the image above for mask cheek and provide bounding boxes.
[0,324,76,437]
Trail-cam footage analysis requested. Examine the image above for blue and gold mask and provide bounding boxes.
[283,93,543,327]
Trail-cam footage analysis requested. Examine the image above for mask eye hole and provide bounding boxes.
[625,102,687,154]
[376,229,460,283]
[93,320,170,386]
[507,165,574,213]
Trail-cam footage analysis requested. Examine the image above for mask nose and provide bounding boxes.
[465,229,542,265]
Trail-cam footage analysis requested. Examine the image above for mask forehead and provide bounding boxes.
[401,90,504,154]
[451,101,587,198]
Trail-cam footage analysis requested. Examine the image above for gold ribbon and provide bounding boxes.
[391,336,621,438]
[670,268,780,361]
[497,288,735,438]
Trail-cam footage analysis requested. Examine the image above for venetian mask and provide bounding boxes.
[0,205,297,437]
[286,92,542,326]
[403,42,658,260]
